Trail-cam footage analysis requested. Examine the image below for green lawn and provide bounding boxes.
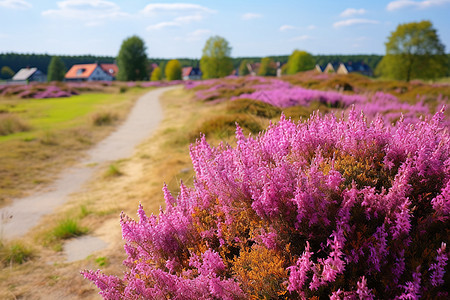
[0,93,132,142]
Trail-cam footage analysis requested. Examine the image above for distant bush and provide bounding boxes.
[84,109,449,298]
[91,111,119,126]
[226,98,281,119]
[0,114,31,136]
[191,113,263,140]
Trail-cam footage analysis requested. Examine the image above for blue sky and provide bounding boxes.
[0,0,449,58]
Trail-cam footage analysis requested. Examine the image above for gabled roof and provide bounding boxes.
[12,67,38,80]
[100,64,118,77]
[65,64,99,79]
[182,67,193,77]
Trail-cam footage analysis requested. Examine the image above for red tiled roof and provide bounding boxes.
[182,67,193,77]
[65,64,98,79]
[100,64,118,77]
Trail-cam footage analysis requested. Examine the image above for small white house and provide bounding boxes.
[12,67,47,83]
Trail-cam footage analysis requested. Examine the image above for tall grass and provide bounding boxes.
[0,240,34,266]
[51,218,88,240]
[0,114,30,136]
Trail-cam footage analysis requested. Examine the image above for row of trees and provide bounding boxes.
[1,20,447,82]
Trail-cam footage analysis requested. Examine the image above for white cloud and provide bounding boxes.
[0,0,31,9]
[141,3,215,29]
[241,13,263,20]
[290,35,313,41]
[333,18,379,28]
[175,29,212,42]
[141,3,215,14]
[147,22,180,31]
[42,0,128,25]
[279,25,296,31]
[340,8,367,17]
[387,0,450,11]
[307,25,317,30]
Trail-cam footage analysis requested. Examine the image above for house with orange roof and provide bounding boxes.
[65,63,116,81]
[100,64,118,79]
[182,67,202,80]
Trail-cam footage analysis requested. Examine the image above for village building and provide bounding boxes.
[64,63,116,81]
[99,64,119,79]
[318,62,373,77]
[182,67,202,80]
[12,67,47,83]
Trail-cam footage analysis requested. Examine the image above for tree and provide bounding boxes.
[117,35,148,81]
[238,59,250,76]
[258,57,277,76]
[165,60,182,81]
[376,20,446,82]
[150,67,162,81]
[286,50,315,75]
[1,66,14,79]
[47,56,66,81]
[200,36,234,79]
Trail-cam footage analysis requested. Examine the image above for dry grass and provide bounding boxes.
[0,114,31,136]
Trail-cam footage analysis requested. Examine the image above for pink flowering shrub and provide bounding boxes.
[83,108,449,299]
[186,76,442,125]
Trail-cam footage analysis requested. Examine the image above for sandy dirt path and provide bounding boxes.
[0,86,174,240]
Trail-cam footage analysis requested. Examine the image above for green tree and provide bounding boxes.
[150,66,162,81]
[1,66,14,79]
[258,57,277,76]
[117,35,148,81]
[239,59,250,76]
[200,36,234,79]
[165,60,182,81]
[286,50,315,75]
[47,56,66,81]
[375,20,446,81]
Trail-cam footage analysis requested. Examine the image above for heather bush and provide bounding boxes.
[83,108,449,299]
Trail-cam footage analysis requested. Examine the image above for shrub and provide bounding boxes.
[52,218,87,240]
[190,113,263,140]
[0,114,31,136]
[226,98,281,119]
[91,111,119,126]
[0,241,34,266]
[83,109,449,299]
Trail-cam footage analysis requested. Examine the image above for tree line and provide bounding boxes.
[0,52,386,79]
[2,20,449,82]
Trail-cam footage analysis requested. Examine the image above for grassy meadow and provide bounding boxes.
[0,85,151,205]
[0,73,449,298]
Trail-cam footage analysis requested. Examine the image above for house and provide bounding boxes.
[337,62,373,77]
[323,63,336,73]
[318,62,373,77]
[64,63,115,81]
[246,63,260,76]
[182,67,202,80]
[100,64,119,79]
[315,64,322,73]
[12,67,47,83]
[246,61,281,77]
